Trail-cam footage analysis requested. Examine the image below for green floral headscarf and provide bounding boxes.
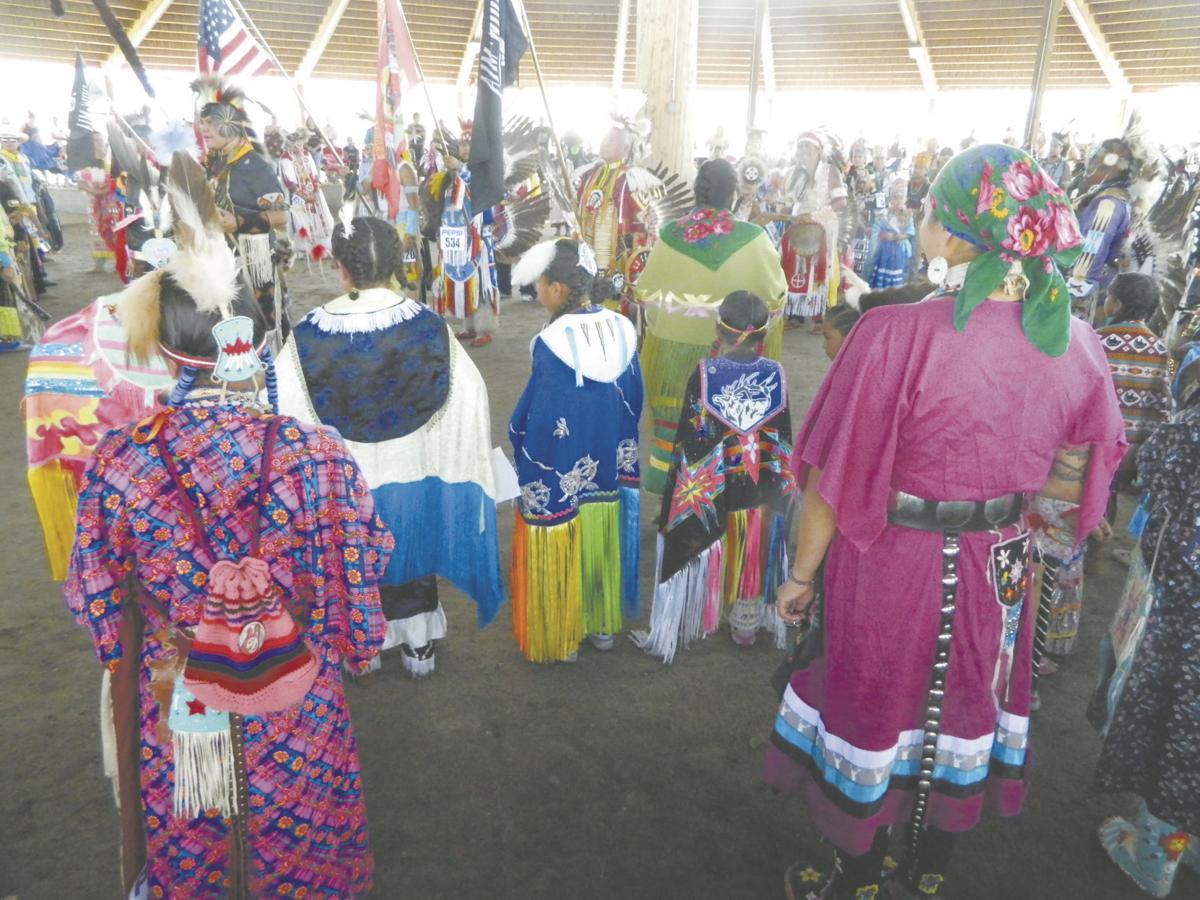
[929,144,1083,356]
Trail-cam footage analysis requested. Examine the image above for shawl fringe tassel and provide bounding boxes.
[171,728,239,820]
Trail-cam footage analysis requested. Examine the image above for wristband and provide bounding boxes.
[787,574,816,589]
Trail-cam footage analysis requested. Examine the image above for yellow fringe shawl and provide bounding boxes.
[28,462,79,581]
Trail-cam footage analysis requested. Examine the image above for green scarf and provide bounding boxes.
[929,144,1083,357]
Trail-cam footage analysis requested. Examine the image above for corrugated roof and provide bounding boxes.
[0,0,1196,91]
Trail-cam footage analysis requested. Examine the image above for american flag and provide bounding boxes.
[197,0,273,76]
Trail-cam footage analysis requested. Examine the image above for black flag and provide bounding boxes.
[467,0,528,214]
[66,52,100,172]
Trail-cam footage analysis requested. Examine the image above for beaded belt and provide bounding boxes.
[887,490,1024,533]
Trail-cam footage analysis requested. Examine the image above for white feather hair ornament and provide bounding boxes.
[149,119,199,163]
[512,240,559,288]
[337,197,356,239]
[577,242,598,276]
[162,152,240,319]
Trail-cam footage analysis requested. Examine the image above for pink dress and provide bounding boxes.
[764,295,1126,854]
[65,403,392,897]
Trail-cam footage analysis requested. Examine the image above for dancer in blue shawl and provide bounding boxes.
[276,215,504,676]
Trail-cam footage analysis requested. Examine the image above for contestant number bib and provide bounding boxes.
[440,225,470,266]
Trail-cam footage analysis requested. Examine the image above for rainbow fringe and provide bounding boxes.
[640,507,790,663]
[512,496,632,662]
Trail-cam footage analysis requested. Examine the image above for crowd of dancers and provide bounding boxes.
[9,67,1200,899]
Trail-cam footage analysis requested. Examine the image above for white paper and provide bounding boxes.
[491,446,521,503]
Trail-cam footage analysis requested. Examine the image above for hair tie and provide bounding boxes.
[718,319,767,347]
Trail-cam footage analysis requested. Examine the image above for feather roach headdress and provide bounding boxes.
[192,74,256,141]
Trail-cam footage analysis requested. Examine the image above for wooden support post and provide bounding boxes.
[457,0,486,90]
[635,0,698,179]
[747,0,766,134]
[760,0,776,125]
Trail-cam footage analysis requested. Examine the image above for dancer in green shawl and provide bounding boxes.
[637,159,787,494]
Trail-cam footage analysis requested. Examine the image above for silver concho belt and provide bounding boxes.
[887,490,1024,533]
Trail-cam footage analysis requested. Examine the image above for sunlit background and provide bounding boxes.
[2,57,1197,160]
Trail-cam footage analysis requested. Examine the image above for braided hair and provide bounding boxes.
[693,158,738,211]
[331,216,404,295]
[542,239,614,320]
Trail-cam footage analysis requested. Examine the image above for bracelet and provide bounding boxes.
[787,574,816,588]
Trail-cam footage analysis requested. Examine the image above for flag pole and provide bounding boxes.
[110,109,157,157]
[391,0,450,158]
[511,0,580,235]
[224,0,344,168]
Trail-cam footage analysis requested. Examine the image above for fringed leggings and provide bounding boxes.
[834,827,957,898]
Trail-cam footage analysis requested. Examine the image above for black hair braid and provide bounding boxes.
[544,239,598,319]
[331,217,403,293]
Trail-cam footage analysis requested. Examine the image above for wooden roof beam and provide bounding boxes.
[104,0,176,66]
[1064,0,1132,94]
[295,0,352,81]
[897,0,938,93]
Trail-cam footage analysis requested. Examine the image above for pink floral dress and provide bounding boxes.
[64,402,392,898]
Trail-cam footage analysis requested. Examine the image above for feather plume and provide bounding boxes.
[91,0,155,99]
[106,118,142,185]
[149,120,199,163]
[163,153,239,318]
[337,197,356,239]
[191,74,245,109]
[118,270,166,364]
[512,240,559,288]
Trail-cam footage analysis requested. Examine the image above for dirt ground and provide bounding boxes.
[1,218,1186,899]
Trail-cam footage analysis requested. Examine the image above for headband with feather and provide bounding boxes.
[163,153,239,318]
[121,153,239,362]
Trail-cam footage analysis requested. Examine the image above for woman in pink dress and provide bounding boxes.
[764,145,1126,899]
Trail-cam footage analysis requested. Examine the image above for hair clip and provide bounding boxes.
[577,241,598,276]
